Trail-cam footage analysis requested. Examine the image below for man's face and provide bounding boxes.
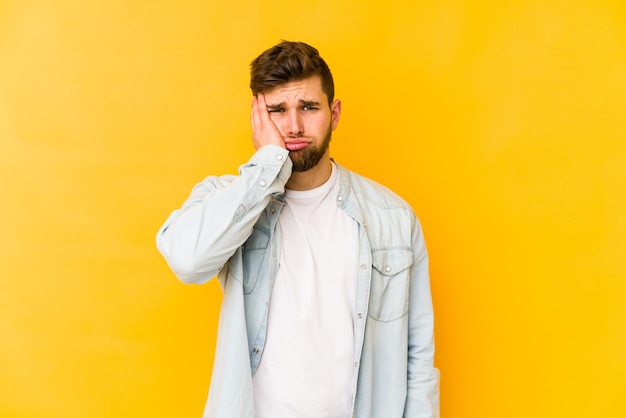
[263,76,341,172]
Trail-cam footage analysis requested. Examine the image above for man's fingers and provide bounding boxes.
[257,92,267,114]
[251,93,285,150]
[251,96,258,130]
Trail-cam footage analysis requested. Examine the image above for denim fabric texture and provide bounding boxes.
[157,146,440,417]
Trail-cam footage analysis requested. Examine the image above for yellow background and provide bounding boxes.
[1,0,625,416]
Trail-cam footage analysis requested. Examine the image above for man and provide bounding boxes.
[157,40,439,418]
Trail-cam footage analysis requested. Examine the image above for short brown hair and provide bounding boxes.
[250,41,335,105]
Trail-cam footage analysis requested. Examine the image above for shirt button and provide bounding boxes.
[360,264,367,270]
[385,266,392,273]
[253,348,259,354]
[259,180,267,187]
[271,209,276,214]
[357,313,363,319]
[337,195,344,202]
[277,154,283,160]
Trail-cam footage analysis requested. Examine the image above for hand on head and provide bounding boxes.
[251,93,285,150]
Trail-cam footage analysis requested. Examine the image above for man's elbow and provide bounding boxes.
[156,233,214,285]
[165,256,214,285]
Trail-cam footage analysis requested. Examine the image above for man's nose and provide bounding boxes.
[284,110,303,136]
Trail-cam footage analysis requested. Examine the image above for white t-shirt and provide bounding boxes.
[253,162,358,418]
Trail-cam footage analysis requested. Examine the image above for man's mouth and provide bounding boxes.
[285,140,310,151]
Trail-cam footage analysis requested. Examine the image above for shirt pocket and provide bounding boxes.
[242,227,271,294]
[368,248,413,321]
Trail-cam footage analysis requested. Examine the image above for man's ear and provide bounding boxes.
[330,99,342,130]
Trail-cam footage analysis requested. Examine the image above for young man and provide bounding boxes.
[157,41,440,418]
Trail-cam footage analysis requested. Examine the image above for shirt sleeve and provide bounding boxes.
[156,145,291,284]
[404,215,440,417]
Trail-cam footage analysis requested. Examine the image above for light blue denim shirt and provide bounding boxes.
[157,145,440,417]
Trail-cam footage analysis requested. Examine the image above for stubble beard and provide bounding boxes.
[289,126,332,173]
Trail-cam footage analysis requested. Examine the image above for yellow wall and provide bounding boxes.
[1,1,625,416]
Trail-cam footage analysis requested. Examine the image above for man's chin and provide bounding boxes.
[291,161,315,173]
[289,130,331,172]
[290,155,317,172]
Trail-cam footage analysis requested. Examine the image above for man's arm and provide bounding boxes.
[404,215,440,417]
[156,94,289,284]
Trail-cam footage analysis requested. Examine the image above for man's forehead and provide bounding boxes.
[266,98,322,106]
[263,78,327,104]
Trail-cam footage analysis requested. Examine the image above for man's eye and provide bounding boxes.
[302,106,318,111]
[268,108,284,113]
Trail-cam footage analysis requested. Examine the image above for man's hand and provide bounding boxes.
[251,93,285,151]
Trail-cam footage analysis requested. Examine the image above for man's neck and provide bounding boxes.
[285,158,332,191]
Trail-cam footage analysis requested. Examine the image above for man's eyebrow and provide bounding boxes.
[300,100,321,107]
[266,102,285,110]
[265,100,322,109]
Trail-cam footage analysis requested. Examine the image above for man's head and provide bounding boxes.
[249,41,341,180]
[250,41,335,106]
